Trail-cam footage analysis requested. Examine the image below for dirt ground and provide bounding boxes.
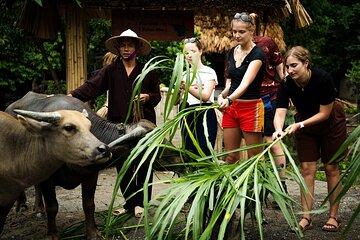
[1,168,359,240]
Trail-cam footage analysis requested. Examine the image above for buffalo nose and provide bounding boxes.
[98,144,111,157]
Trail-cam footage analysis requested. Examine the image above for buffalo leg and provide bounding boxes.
[33,184,45,216]
[0,205,13,234]
[40,180,59,239]
[15,190,28,212]
[81,172,102,239]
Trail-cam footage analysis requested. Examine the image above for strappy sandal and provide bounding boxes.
[180,203,191,213]
[322,216,341,232]
[112,207,128,216]
[134,206,144,218]
[292,217,313,232]
[299,217,313,231]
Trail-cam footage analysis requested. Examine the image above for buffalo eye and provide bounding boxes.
[63,124,77,133]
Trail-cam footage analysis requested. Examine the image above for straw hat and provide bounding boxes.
[105,29,151,56]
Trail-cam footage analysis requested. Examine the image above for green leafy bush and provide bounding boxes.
[346,60,360,96]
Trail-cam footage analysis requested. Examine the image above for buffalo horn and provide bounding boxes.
[108,126,149,148]
[14,109,61,123]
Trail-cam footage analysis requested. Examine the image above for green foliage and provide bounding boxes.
[93,93,107,111]
[0,3,39,91]
[0,3,67,105]
[143,31,205,87]
[345,60,360,95]
[322,125,360,238]
[0,4,42,108]
[144,40,184,87]
[30,0,82,7]
[345,106,358,115]
[43,80,67,95]
[281,0,360,83]
[32,0,43,7]
[42,35,64,72]
[87,19,112,74]
[103,54,312,239]
[315,171,327,182]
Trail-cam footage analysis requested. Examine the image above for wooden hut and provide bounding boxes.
[16,0,312,93]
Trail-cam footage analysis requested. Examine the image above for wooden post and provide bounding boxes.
[64,2,87,94]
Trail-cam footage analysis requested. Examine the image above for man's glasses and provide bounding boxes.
[233,12,254,25]
[184,37,197,43]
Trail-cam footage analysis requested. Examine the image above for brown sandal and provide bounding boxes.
[112,207,128,216]
[134,206,144,218]
[322,216,341,232]
[298,217,313,232]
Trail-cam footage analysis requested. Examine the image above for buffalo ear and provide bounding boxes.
[82,109,89,118]
[17,115,51,135]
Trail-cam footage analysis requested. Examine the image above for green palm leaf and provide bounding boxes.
[104,52,312,239]
[322,124,360,238]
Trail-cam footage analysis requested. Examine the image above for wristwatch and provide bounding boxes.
[226,97,233,105]
[298,122,305,128]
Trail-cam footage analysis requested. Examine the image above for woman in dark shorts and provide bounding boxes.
[273,46,347,233]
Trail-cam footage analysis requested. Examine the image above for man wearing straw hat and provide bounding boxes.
[69,29,161,218]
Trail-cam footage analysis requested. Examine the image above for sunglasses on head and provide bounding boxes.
[233,12,254,25]
[184,37,197,44]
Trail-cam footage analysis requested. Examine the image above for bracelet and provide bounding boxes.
[226,97,233,105]
[298,122,305,128]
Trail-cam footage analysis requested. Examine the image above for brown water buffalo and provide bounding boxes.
[0,109,111,236]
[5,91,179,240]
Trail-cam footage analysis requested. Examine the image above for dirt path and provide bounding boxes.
[1,168,359,240]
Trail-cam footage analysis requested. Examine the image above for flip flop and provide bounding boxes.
[112,207,128,216]
[322,216,341,232]
[134,206,144,218]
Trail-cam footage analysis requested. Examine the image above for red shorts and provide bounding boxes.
[222,99,264,132]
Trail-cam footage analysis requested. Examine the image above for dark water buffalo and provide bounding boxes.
[0,109,111,236]
[5,91,179,240]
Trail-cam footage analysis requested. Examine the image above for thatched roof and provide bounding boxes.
[196,15,287,53]
[16,0,312,52]
[9,0,313,93]
[195,0,312,53]
[79,0,291,11]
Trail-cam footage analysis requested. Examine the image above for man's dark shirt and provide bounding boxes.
[71,58,161,124]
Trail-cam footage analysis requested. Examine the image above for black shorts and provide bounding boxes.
[263,99,277,136]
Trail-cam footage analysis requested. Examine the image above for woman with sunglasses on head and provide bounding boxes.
[273,46,347,232]
[180,37,218,160]
[218,12,266,164]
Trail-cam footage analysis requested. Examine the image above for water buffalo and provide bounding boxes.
[0,109,111,236]
[5,91,179,240]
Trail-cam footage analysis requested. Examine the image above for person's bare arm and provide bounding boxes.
[188,79,216,102]
[285,102,334,134]
[275,62,285,80]
[218,59,262,110]
[272,108,288,139]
